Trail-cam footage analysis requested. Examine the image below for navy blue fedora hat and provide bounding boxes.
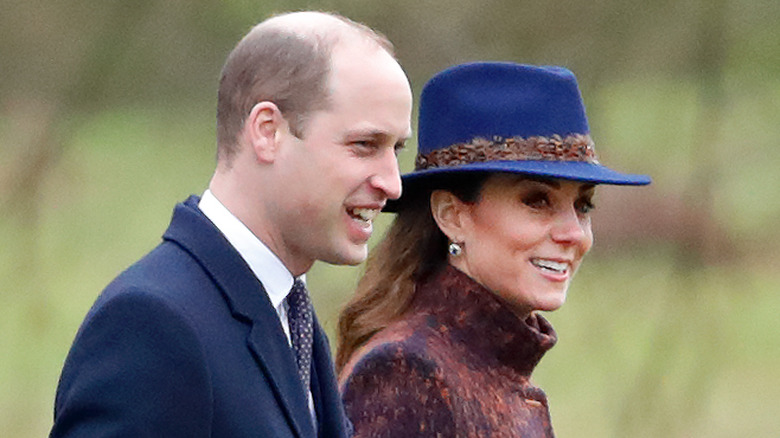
[387,62,650,210]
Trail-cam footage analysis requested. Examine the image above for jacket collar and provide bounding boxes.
[413,264,558,376]
[162,196,316,438]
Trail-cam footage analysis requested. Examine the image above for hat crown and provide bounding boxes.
[385,60,650,214]
[418,62,590,154]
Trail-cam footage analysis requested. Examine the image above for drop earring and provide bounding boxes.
[448,242,463,256]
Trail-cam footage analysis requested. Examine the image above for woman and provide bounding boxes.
[336,62,650,437]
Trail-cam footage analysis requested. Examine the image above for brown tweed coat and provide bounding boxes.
[340,264,558,438]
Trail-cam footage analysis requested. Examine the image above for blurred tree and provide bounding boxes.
[613,0,731,436]
[1,1,780,436]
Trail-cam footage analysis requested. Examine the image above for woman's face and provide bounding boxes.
[451,174,595,316]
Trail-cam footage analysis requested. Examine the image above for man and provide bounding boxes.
[50,11,413,438]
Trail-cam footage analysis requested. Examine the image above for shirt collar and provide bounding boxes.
[198,189,303,308]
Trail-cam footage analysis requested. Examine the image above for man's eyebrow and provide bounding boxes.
[343,129,386,141]
[344,129,411,145]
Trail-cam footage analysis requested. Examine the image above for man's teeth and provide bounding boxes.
[350,208,379,222]
[532,259,568,273]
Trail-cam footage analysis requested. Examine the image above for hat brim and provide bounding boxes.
[384,160,651,212]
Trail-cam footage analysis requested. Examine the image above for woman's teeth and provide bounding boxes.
[531,259,568,273]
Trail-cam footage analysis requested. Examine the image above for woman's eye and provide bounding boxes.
[575,198,595,214]
[522,192,550,209]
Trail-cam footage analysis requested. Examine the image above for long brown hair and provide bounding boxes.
[335,173,488,371]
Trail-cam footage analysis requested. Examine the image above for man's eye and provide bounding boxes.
[350,141,375,155]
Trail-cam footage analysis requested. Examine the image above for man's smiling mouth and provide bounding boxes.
[348,207,380,224]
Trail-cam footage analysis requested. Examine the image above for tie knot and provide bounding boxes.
[288,279,310,308]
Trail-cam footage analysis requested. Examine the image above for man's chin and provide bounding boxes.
[321,245,368,266]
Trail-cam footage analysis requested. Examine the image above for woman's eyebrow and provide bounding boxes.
[516,177,594,193]
[522,177,560,189]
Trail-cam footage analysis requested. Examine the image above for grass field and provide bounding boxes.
[2,100,779,437]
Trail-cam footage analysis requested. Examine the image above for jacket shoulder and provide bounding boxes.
[52,287,213,437]
[340,332,456,438]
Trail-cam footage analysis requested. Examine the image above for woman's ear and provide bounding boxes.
[430,190,470,243]
[242,101,286,163]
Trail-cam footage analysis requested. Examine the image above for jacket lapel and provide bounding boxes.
[246,318,315,438]
[311,315,350,438]
[163,196,316,438]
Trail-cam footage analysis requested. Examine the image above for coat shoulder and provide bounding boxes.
[340,325,457,437]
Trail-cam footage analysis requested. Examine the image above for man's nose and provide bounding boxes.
[369,148,403,200]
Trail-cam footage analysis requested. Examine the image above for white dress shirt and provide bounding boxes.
[198,189,316,421]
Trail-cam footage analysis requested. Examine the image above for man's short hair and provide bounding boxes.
[215,12,395,164]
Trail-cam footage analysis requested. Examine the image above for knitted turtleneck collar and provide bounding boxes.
[411,263,558,376]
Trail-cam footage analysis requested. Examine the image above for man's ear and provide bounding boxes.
[430,190,470,243]
[242,101,286,163]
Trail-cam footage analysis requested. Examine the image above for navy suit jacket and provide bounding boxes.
[51,196,349,438]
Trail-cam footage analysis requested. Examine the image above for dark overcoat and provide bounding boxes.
[51,196,349,438]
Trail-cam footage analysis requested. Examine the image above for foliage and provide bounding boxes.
[2,1,780,436]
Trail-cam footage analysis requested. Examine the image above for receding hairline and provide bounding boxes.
[248,11,395,57]
[214,11,398,164]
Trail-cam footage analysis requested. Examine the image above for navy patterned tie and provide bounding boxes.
[287,278,314,394]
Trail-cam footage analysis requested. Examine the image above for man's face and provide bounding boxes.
[269,43,413,273]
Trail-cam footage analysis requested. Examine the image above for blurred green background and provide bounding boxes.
[2,0,779,437]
